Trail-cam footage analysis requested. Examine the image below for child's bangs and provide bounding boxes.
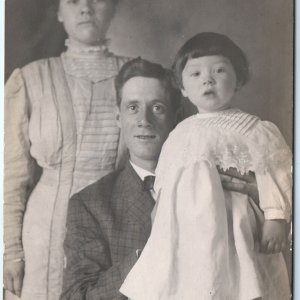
[188,47,224,60]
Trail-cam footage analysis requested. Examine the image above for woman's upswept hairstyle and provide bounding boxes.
[52,0,121,11]
[115,57,181,112]
[172,32,249,88]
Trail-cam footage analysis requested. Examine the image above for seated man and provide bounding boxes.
[61,58,261,300]
[61,58,180,299]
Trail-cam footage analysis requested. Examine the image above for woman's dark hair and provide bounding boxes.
[172,32,249,88]
[115,57,181,111]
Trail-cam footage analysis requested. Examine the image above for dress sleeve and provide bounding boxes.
[251,121,292,221]
[4,68,40,261]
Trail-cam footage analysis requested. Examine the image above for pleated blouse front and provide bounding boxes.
[61,46,126,195]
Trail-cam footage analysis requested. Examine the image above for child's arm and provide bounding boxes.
[219,166,291,254]
[260,219,289,254]
[255,166,292,254]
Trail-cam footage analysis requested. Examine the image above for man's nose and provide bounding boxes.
[137,108,153,127]
[80,0,94,15]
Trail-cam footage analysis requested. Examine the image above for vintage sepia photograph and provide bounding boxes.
[4,0,294,299]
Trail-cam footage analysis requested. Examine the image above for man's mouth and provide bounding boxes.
[78,20,93,26]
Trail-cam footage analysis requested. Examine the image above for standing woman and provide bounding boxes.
[4,0,128,299]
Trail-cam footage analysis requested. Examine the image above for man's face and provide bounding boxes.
[117,76,176,170]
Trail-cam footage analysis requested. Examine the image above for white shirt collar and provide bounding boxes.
[130,161,157,202]
[129,161,155,181]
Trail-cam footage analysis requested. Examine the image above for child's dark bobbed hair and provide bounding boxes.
[173,32,249,88]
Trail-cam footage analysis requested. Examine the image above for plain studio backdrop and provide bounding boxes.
[5,0,293,146]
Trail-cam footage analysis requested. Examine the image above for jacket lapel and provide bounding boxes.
[117,162,155,224]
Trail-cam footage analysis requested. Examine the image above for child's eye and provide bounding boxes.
[66,0,78,3]
[190,71,200,77]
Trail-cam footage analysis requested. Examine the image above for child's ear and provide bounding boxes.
[181,88,188,98]
[57,11,63,23]
[115,107,122,129]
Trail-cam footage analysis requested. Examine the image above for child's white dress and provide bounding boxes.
[120,109,292,300]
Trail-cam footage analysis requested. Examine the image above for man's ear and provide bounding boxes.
[174,107,183,126]
[115,107,122,128]
[235,82,242,92]
[176,107,181,124]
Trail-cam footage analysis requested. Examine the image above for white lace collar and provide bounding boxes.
[62,39,118,82]
[64,38,109,56]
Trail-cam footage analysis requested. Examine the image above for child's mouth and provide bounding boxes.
[204,90,214,96]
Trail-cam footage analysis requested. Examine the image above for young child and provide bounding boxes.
[120,32,292,300]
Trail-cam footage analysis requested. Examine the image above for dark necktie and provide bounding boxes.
[143,175,155,191]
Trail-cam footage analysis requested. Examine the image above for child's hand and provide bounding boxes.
[260,219,287,254]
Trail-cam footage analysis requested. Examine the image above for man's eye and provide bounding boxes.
[215,67,225,73]
[66,0,78,3]
[153,105,165,113]
[127,105,138,112]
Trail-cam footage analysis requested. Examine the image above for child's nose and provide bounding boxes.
[203,78,214,86]
[202,74,215,86]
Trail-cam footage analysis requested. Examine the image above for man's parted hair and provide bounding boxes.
[115,57,181,111]
[173,32,249,88]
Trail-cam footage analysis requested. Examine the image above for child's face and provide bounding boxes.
[181,55,238,113]
[58,0,116,46]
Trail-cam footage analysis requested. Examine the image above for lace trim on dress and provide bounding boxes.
[155,109,292,189]
[65,38,109,53]
[62,39,119,82]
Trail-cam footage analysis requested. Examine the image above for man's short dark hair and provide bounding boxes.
[172,32,249,88]
[115,57,181,112]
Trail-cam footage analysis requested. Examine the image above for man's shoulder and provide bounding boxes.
[74,168,124,203]
[67,165,136,223]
